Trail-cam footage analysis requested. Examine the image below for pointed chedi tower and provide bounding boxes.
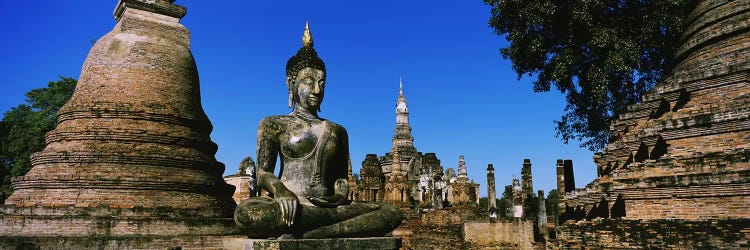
[384,78,413,206]
[1,0,238,245]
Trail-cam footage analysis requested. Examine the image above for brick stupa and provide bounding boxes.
[560,0,750,220]
[1,0,238,247]
[554,0,750,248]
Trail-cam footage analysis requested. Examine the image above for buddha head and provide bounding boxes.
[286,22,326,112]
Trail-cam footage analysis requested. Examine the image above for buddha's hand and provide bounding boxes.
[275,188,299,227]
[308,178,350,208]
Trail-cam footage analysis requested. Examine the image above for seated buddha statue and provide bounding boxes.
[234,22,402,239]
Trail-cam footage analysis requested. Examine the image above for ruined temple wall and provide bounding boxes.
[225,175,251,204]
[551,219,750,249]
[463,221,534,250]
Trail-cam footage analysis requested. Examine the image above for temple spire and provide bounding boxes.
[399,76,404,96]
[396,78,408,115]
[393,77,414,149]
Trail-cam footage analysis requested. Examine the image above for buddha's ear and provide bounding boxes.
[285,75,293,88]
[286,75,294,108]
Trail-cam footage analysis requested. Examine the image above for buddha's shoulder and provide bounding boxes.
[258,115,291,131]
[322,120,348,134]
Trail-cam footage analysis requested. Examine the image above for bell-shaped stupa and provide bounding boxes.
[2,0,238,240]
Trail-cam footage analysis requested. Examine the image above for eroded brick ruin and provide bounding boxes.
[1,0,238,248]
[554,0,750,248]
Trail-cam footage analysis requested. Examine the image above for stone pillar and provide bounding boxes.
[1,0,237,238]
[487,164,497,211]
[504,185,515,218]
[563,160,576,193]
[537,190,548,240]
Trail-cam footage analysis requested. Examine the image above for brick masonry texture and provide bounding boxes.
[553,219,750,249]
[0,1,239,245]
[555,0,750,248]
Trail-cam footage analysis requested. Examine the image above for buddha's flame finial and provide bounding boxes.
[302,21,314,48]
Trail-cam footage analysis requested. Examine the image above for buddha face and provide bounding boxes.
[288,67,326,111]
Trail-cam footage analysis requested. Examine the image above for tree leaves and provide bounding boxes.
[485,0,686,151]
[0,77,76,201]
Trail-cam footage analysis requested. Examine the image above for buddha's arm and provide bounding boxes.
[309,125,351,207]
[256,117,297,226]
[331,126,350,197]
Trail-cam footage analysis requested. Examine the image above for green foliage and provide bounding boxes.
[0,77,76,201]
[523,193,539,219]
[484,0,687,150]
[546,189,559,219]
[478,197,502,210]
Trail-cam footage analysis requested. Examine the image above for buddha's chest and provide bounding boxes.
[280,121,336,159]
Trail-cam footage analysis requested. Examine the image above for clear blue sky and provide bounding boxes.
[0,1,598,197]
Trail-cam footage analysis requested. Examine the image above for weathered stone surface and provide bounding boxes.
[222,237,401,250]
[0,0,237,240]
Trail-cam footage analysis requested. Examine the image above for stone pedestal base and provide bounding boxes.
[0,235,241,249]
[222,237,402,250]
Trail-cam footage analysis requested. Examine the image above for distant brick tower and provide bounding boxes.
[521,159,533,197]
[385,146,410,205]
[555,159,566,219]
[383,78,414,206]
[1,0,237,244]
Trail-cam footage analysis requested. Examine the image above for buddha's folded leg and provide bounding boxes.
[301,202,403,239]
[236,198,403,239]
